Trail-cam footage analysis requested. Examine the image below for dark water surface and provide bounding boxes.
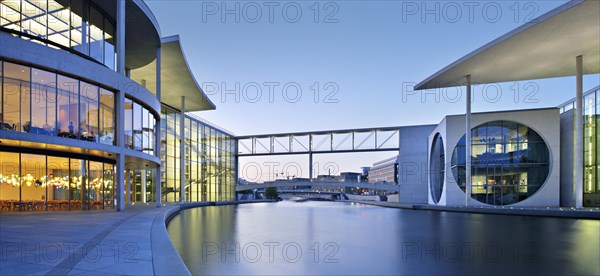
[167,201,599,275]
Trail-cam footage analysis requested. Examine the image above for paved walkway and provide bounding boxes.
[0,203,197,275]
[0,200,273,275]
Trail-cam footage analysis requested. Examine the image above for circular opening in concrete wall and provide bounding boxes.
[429,133,444,204]
[450,121,550,205]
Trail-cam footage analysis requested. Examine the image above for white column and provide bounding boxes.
[308,135,313,180]
[126,171,130,205]
[309,153,313,180]
[155,46,162,208]
[575,55,583,208]
[180,96,186,202]
[141,171,146,203]
[115,0,126,212]
[465,75,472,207]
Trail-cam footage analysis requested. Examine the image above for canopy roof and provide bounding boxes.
[131,35,216,112]
[415,0,600,90]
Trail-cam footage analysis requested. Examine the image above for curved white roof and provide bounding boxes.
[416,0,600,90]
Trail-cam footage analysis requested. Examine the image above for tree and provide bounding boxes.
[264,187,279,200]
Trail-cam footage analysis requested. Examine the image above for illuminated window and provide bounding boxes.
[451,121,550,205]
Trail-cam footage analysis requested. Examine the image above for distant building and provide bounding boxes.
[368,157,398,184]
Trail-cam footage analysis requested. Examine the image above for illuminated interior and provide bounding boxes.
[0,0,116,69]
[161,105,236,203]
[451,121,550,205]
[1,60,117,145]
[0,151,114,211]
[583,90,600,206]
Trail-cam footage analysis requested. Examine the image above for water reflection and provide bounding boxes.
[167,202,600,275]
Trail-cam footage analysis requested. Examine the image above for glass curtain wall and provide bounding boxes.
[583,90,600,207]
[0,0,116,69]
[0,60,115,145]
[122,98,156,154]
[0,151,115,212]
[160,104,236,203]
[559,88,600,207]
[451,121,550,205]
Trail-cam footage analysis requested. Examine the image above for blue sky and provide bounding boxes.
[146,0,599,180]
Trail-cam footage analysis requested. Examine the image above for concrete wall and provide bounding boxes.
[397,124,436,204]
[346,194,381,202]
[431,108,561,207]
[560,109,575,207]
[387,193,400,202]
[427,118,448,205]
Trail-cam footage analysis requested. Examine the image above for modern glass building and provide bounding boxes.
[0,0,236,212]
[416,0,599,208]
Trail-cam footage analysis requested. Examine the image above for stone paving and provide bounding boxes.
[0,203,190,276]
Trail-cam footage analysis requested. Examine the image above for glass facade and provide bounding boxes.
[0,0,116,69]
[124,98,156,155]
[559,88,600,207]
[0,1,236,213]
[1,60,115,145]
[583,90,600,206]
[0,151,115,212]
[451,121,550,205]
[161,105,236,203]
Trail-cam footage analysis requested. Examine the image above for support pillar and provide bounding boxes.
[126,170,130,205]
[115,0,126,212]
[575,55,583,208]
[465,75,472,207]
[309,135,313,181]
[309,153,313,180]
[141,171,146,203]
[155,46,162,208]
[180,96,186,202]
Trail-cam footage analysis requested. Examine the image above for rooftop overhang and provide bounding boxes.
[89,0,161,69]
[415,0,600,90]
[132,36,216,112]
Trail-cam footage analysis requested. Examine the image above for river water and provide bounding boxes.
[167,201,599,275]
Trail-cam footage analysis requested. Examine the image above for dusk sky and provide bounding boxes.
[146,0,600,181]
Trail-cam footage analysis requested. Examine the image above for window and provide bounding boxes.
[30,68,56,135]
[1,151,114,212]
[79,81,98,141]
[57,74,78,138]
[133,102,142,151]
[124,98,133,149]
[99,88,114,145]
[88,6,103,63]
[3,62,30,133]
[1,0,117,68]
[451,121,550,205]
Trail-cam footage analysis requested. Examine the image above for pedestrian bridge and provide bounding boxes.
[235,181,400,192]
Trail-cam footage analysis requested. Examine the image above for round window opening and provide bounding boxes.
[450,121,550,205]
[430,133,444,203]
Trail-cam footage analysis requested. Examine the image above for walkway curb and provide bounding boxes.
[349,200,600,219]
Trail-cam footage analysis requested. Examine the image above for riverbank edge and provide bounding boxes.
[153,200,276,276]
[346,200,600,219]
